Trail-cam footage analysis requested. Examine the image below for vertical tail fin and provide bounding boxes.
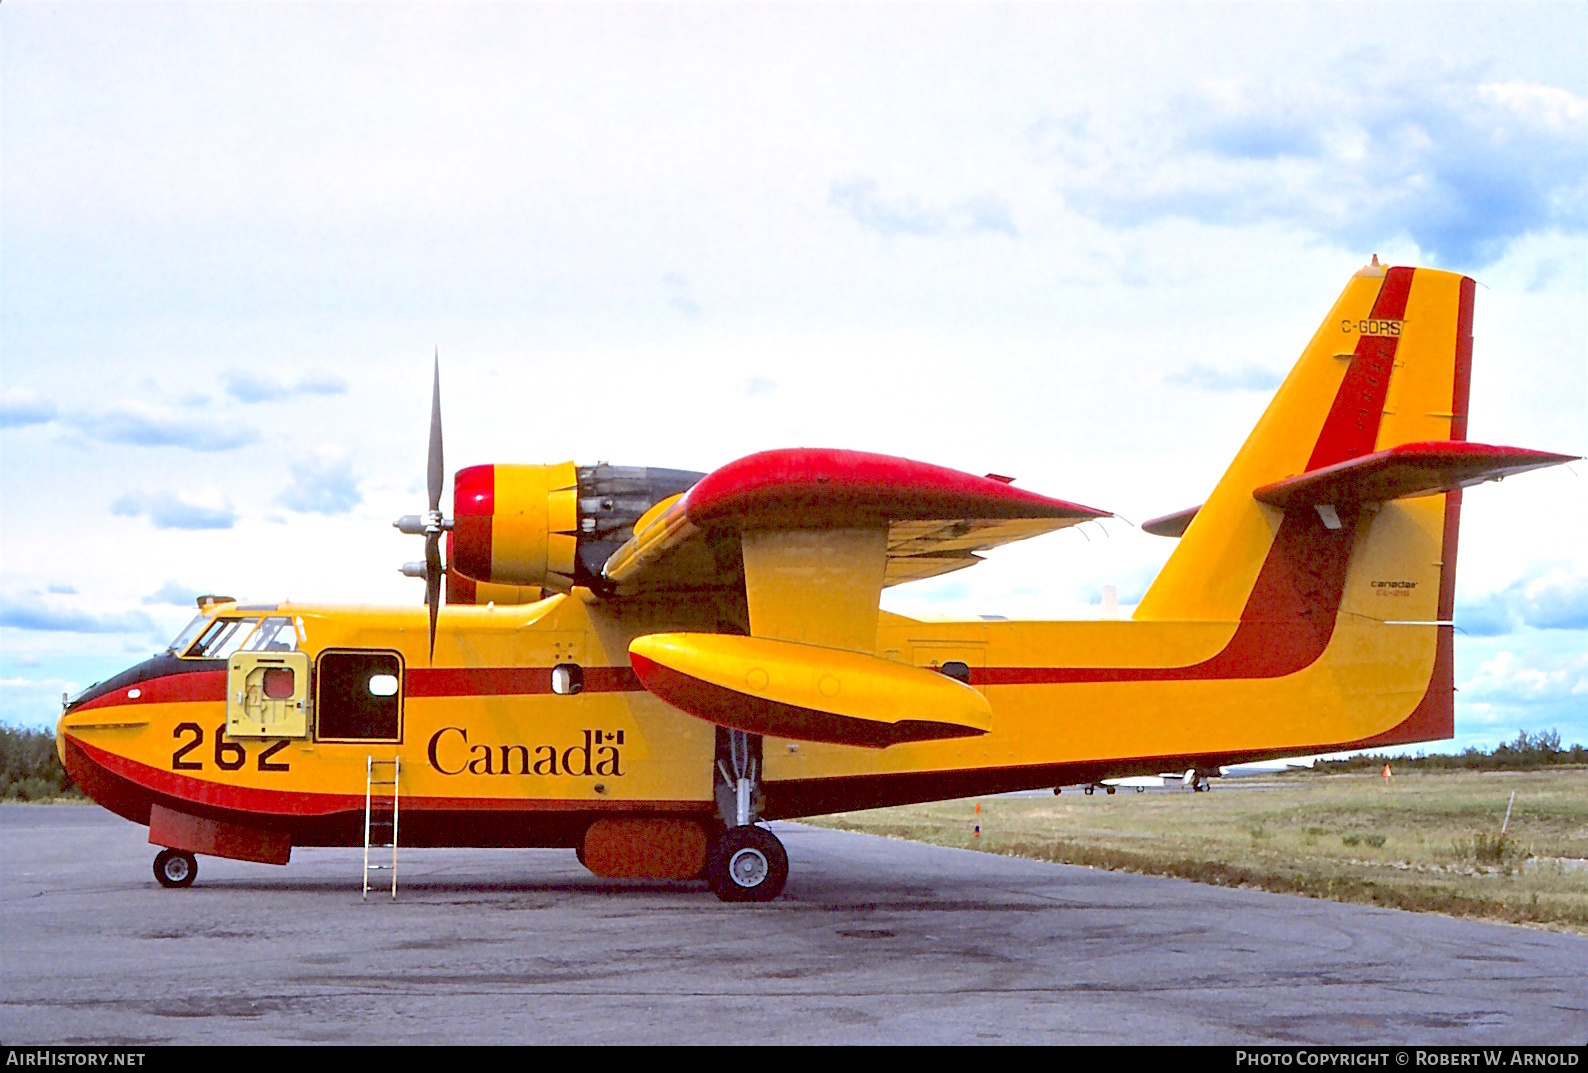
[1136,262,1473,626]
[1134,262,1478,744]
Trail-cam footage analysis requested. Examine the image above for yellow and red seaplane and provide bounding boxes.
[58,261,1574,901]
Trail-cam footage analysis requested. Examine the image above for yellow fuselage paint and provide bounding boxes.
[57,265,1474,826]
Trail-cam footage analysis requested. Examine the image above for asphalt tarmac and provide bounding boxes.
[3,805,1585,1045]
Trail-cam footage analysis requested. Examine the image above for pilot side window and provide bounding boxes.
[241,617,299,653]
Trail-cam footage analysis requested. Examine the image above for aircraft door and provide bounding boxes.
[227,651,311,738]
[315,649,404,742]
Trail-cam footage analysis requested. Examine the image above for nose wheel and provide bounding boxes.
[153,848,198,888]
[706,825,788,903]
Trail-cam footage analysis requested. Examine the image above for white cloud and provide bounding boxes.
[278,449,362,515]
[222,369,348,404]
[0,388,57,429]
[1043,74,1588,270]
[111,490,237,530]
[830,179,1018,238]
[79,403,259,452]
[0,594,156,635]
[1165,364,1283,393]
[1457,565,1588,635]
[1462,648,1588,703]
[141,580,204,606]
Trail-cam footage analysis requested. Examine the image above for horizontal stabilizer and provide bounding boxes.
[1253,441,1575,509]
[629,632,991,748]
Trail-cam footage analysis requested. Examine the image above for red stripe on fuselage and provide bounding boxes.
[70,670,226,713]
[406,666,643,697]
[976,503,1361,686]
[69,664,644,714]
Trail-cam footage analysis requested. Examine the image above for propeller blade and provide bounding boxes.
[425,530,442,663]
[427,350,444,515]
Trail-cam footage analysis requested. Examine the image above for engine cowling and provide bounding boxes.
[443,531,544,606]
[449,462,703,595]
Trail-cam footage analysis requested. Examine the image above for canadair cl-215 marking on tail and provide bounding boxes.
[59,261,1576,901]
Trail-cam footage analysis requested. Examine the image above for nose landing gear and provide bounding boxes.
[707,729,787,903]
[153,848,198,888]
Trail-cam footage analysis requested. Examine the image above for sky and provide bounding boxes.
[2,3,1584,751]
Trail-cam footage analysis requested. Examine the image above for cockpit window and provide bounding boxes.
[185,617,257,659]
[241,617,299,653]
[166,614,211,655]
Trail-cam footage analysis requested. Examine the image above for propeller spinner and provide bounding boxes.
[394,352,452,662]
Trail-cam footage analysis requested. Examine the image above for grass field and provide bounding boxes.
[806,768,1588,933]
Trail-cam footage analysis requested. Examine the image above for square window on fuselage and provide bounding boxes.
[315,649,403,742]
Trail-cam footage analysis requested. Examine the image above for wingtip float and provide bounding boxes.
[60,261,1576,902]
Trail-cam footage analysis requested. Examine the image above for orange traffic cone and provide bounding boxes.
[1382,763,1392,779]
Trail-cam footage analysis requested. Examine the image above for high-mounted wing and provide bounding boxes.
[614,449,1106,749]
[602,448,1109,597]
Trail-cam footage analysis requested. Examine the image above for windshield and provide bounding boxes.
[184,617,258,659]
[166,614,211,655]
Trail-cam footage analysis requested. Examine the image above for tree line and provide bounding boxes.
[1,726,83,801]
[1316,729,1586,773]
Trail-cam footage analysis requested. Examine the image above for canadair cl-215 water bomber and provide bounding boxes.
[57,261,1575,901]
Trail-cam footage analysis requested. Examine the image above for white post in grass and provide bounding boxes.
[1501,790,1516,835]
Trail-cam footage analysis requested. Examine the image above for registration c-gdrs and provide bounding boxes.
[1342,317,1404,336]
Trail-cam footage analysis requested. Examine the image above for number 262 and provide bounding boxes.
[171,723,289,773]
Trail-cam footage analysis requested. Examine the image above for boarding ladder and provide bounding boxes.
[363,755,399,899]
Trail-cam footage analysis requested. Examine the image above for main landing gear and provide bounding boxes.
[153,848,198,888]
[706,729,788,903]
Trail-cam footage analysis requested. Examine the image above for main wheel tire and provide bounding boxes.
[1106,785,1116,795]
[706,826,788,903]
[153,849,197,889]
